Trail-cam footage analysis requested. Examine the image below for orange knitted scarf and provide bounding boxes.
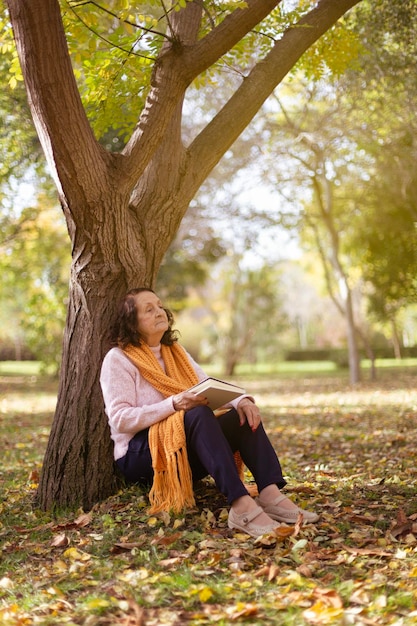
[123,342,199,513]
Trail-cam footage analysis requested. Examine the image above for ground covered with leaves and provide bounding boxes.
[1,366,417,625]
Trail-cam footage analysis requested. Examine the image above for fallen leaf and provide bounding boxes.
[303,601,344,623]
[342,544,392,557]
[198,587,214,602]
[313,587,343,609]
[158,557,182,568]
[297,564,316,577]
[225,602,258,620]
[74,511,93,527]
[51,533,69,548]
[63,547,91,562]
[0,577,14,590]
[111,541,147,553]
[267,564,280,581]
[151,531,182,546]
[28,469,39,482]
[275,525,295,538]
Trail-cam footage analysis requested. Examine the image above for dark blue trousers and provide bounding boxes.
[116,406,286,505]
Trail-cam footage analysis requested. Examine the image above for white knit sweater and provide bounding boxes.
[100,345,247,460]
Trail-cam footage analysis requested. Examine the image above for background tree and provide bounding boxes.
[156,213,226,308]
[250,81,370,383]
[278,258,347,350]
[0,192,71,369]
[343,1,417,355]
[190,250,287,376]
[3,0,361,509]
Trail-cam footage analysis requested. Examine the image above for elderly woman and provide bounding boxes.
[100,288,318,538]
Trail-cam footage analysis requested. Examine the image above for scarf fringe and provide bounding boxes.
[149,447,196,514]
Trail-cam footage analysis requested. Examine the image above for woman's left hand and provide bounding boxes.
[237,398,262,431]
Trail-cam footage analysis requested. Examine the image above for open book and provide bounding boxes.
[188,377,246,410]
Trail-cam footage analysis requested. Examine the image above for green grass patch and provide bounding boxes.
[0,360,42,376]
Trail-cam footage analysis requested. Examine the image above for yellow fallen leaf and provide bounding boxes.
[303,601,344,623]
[85,598,111,610]
[0,604,19,619]
[63,547,91,561]
[254,533,277,547]
[225,603,258,619]
[45,586,65,597]
[53,559,68,573]
[117,568,149,584]
[198,587,213,602]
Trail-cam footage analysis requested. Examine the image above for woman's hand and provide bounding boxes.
[237,398,262,431]
[172,391,209,412]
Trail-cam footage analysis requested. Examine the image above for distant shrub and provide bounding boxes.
[284,346,417,365]
[0,339,37,361]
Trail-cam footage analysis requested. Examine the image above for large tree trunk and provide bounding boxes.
[37,274,121,509]
[7,0,361,510]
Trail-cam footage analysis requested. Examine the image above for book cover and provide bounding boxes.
[188,377,246,410]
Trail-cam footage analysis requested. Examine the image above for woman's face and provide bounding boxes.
[134,291,169,346]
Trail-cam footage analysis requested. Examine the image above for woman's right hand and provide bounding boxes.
[172,391,209,412]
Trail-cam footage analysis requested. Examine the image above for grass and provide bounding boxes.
[0,361,43,376]
[207,357,417,380]
[0,360,417,625]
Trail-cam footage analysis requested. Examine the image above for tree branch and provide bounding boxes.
[6,0,111,204]
[120,0,282,183]
[183,0,362,195]
[180,0,283,82]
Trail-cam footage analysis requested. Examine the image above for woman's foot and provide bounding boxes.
[256,486,319,524]
[228,495,280,538]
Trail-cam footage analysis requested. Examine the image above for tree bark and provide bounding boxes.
[390,317,402,359]
[6,0,362,509]
[308,174,362,385]
[37,274,120,509]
